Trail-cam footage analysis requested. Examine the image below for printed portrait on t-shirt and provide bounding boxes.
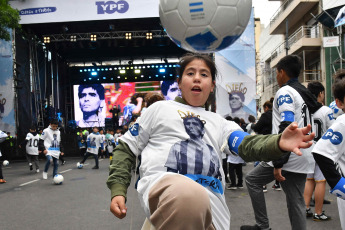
[90,137,96,148]
[49,134,59,149]
[165,112,221,180]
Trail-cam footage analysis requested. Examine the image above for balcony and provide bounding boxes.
[270,25,321,67]
[269,0,319,35]
[301,70,321,82]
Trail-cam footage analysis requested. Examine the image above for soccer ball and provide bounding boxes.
[3,160,9,166]
[159,0,252,53]
[77,162,83,169]
[53,174,64,185]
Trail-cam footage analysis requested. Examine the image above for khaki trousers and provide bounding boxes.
[148,174,216,230]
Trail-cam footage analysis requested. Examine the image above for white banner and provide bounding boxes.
[215,9,256,123]
[10,0,159,24]
[323,36,340,47]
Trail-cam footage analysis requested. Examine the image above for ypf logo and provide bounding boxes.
[322,129,343,145]
[96,1,129,14]
[277,94,293,107]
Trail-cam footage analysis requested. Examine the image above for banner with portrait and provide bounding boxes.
[0,29,15,134]
[215,9,256,123]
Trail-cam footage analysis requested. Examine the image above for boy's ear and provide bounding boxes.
[335,98,345,110]
[211,80,215,93]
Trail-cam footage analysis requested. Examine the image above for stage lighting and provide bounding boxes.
[125,33,132,40]
[91,34,97,42]
[159,68,166,73]
[91,72,97,76]
[146,32,153,39]
[43,36,50,43]
[120,70,126,74]
[134,69,140,74]
[70,35,77,42]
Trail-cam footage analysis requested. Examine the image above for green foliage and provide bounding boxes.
[0,0,20,41]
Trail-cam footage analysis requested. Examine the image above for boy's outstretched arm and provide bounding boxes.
[110,196,127,219]
[229,122,314,162]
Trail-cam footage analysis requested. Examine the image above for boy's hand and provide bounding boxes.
[274,168,285,182]
[279,122,315,156]
[110,196,127,219]
[43,150,47,155]
[61,152,64,156]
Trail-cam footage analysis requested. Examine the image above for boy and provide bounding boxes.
[105,129,115,158]
[39,119,64,179]
[78,126,103,169]
[242,55,322,230]
[0,130,8,183]
[313,69,345,229]
[304,81,334,220]
[24,126,40,173]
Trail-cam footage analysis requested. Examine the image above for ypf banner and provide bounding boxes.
[0,30,15,134]
[10,0,160,24]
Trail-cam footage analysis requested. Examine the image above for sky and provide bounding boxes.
[252,0,281,27]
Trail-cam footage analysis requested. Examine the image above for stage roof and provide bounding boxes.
[21,17,187,63]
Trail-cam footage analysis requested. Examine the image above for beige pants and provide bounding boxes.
[148,174,216,230]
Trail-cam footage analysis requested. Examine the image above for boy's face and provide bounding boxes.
[93,127,99,133]
[50,124,58,130]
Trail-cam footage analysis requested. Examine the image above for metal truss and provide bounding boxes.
[42,30,168,42]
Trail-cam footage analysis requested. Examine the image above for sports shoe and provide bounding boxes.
[263,185,267,193]
[240,224,269,230]
[0,179,7,183]
[92,166,99,169]
[313,211,331,221]
[323,199,331,204]
[36,169,40,173]
[237,184,244,189]
[29,164,33,171]
[61,161,66,165]
[306,208,313,218]
[226,184,237,190]
[42,172,48,179]
[272,183,281,191]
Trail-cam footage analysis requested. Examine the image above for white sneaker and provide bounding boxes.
[36,169,40,173]
[43,172,48,179]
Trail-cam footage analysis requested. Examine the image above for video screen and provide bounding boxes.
[73,81,180,128]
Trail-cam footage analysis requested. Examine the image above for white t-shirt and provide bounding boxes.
[40,127,61,159]
[120,100,242,230]
[105,134,115,153]
[270,85,314,173]
[86,133,103,155]
[313,114,345,178]
[227,153,245,164]
[0,130,7,157]
[25,132,40,155]
[313,106,335,143]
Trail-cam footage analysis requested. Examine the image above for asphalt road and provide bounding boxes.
[0,158,342,230]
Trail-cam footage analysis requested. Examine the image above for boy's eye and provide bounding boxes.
[201,73,208,77]
[187,72,194,76]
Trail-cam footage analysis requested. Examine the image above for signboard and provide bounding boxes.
[0,30,15,134]
[215,9,256,123]
[10,0,160,24]
[323,36,340,47]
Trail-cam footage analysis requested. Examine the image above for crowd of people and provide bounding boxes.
[1,53,345,230]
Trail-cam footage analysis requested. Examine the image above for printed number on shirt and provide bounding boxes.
[301,103,308,127]
[313,118,323,142]
[29,139,38,147]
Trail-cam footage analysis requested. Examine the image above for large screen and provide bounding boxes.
[73,81,180,128]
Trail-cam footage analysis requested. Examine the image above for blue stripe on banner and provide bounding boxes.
[185,174,223,194]
[189,2,203,7]
[190,8,204,13]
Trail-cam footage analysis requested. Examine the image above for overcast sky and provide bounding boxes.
[252,0,281,27]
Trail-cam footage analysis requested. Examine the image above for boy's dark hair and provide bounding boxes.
[225,116,233,121]
[161,81,176,96]
[178,53,216,82]
[248,115,256,123]
[50,119,59,125]
[78,84,105,100]
[263,101,272,109]
[332,69,345,103]
[276,55,302,78]
[307,81,325,99]
[270,97,274,104]
[30,125,37,131]
[233,117,240,125]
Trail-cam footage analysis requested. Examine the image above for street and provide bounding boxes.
[0,158,341,230]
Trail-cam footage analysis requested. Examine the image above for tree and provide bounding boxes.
[0,0,20,41]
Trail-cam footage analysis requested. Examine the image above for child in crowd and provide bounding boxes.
[24,126,40,173]
[39,119,64,179]
[79,126,103,169]
[0,130,8,183]
[105,129,115,159]
[312,69,345,228]
[107,53,315,229]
